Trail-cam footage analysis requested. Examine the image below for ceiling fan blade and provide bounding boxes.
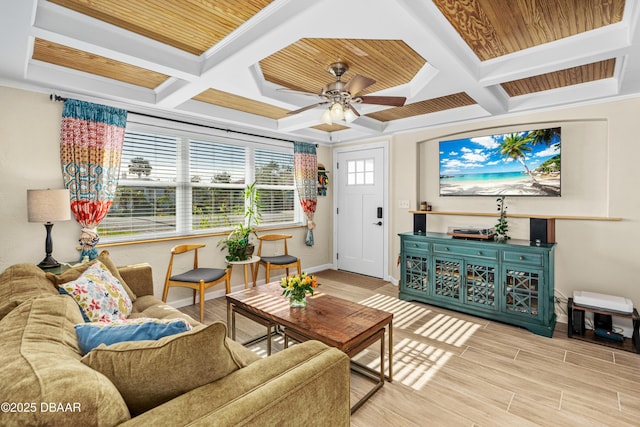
[287,102,328,115]
[343,75,376,95]
[347,104,360,117]
[277,88,321,98]
[359,96,406,107]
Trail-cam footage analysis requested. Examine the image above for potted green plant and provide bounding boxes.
[218,181,262,262]
[494,196,509,242]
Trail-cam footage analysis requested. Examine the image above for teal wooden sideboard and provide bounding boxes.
[399,232,556,337]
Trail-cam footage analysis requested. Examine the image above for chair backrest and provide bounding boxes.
[169,243,206,271]
[257,234,292,256]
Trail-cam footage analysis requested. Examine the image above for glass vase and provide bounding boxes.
[495,233,508,243]
[289,293,307,308]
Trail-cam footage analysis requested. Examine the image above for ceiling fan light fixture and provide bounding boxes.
[321,108,333,125]
[330,102,344,120]
[343,107,357,123]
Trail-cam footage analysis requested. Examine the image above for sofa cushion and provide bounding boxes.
[0,295,130,426]
[59,261,133,323]
[81,321,243,416]
[75,317,193,355]
[0,263,57,320]
[47,250,137,302]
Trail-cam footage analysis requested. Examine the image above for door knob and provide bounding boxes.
[372,221,383,226]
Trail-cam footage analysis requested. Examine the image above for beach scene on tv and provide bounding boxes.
[439,127,561,196]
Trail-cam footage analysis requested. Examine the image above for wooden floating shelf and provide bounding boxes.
[410,210,622,221]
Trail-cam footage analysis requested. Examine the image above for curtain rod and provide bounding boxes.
[50,94,317,147]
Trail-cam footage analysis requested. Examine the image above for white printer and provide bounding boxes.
[573,290,634,314]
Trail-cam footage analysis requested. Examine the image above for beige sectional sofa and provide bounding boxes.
[0,252,350,426]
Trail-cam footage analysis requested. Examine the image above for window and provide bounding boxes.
[347,158,375,185]
[99,127,298,241]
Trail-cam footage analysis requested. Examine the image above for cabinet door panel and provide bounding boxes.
[434,257,461,301]
[465,261,498,310]
[503,266,542,320]
[403,252,429,294]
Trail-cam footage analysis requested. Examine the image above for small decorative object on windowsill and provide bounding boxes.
[494,196,510,242]
[280,272,318,308]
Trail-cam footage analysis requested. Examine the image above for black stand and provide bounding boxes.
[37,222,60,269]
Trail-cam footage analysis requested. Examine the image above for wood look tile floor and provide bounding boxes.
[179,270,640,426]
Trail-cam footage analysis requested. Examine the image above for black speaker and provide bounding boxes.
[413,214,426,233]
[530,218,555,244]
[572,309,585,335]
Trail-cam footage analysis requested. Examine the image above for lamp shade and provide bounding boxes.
[27,189,71,223]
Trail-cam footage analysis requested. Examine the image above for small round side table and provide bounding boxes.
[228,255,260,289]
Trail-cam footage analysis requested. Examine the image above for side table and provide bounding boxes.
[567,297,640,353]
[228,255,260,289]
[39,261,79,275]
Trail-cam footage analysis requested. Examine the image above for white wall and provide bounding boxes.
[0,86,334,305]
[3,84,639,321]
[388,96,640,326]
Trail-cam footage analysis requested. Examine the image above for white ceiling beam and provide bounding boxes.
[155,0,316,108]
[479,24,631,87]
[508,79,620,112]
[618,1,640,94]
[33,0,200,80]
[27,61,157,104]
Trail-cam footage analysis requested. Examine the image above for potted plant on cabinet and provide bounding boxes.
[494,196,509,242]
[218,181,262,262]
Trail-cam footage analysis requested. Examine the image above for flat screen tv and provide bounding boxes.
[439,127,561,196]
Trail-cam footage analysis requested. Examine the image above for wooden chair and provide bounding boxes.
[255,234,301,284]
[162,243,229,323]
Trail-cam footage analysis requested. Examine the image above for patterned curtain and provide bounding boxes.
[60,99,127,260]
[294,142,317,246]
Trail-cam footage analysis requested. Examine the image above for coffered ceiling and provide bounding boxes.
[1,0,638,144]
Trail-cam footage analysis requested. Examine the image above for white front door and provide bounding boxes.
[336,146,385,278]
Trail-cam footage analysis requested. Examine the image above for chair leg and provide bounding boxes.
[296,259,301,275]
[162,281,170,302]
[199,280,205,323]
[224,270,230,294]
[193,289,197,306]
[265,263,270,284]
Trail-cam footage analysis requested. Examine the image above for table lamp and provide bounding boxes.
[27,189,71,269]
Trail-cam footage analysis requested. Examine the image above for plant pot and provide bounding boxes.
[245,243,255,258]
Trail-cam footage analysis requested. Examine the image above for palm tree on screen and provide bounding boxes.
[499,133,538,184]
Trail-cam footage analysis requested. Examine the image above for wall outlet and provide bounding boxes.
[399,200,410,209]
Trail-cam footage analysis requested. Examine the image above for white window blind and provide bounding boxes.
[190,139,246,231]
[100,131,178,238]
[98,129,299,241]
[255,149,295,224]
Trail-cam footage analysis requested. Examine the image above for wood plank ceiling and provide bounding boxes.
[23,0,629,142]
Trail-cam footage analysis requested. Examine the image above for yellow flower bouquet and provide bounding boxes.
[280,272,318,307]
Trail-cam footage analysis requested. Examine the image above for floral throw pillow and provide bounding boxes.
[59,261,133,323]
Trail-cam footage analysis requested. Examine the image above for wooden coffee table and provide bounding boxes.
[226,283,393,413]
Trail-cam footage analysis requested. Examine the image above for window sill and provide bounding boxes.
[79,224,306,249]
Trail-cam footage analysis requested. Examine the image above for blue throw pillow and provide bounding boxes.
[75,318,192,355]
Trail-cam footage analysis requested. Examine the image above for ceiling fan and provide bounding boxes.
[279,62,406,124]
